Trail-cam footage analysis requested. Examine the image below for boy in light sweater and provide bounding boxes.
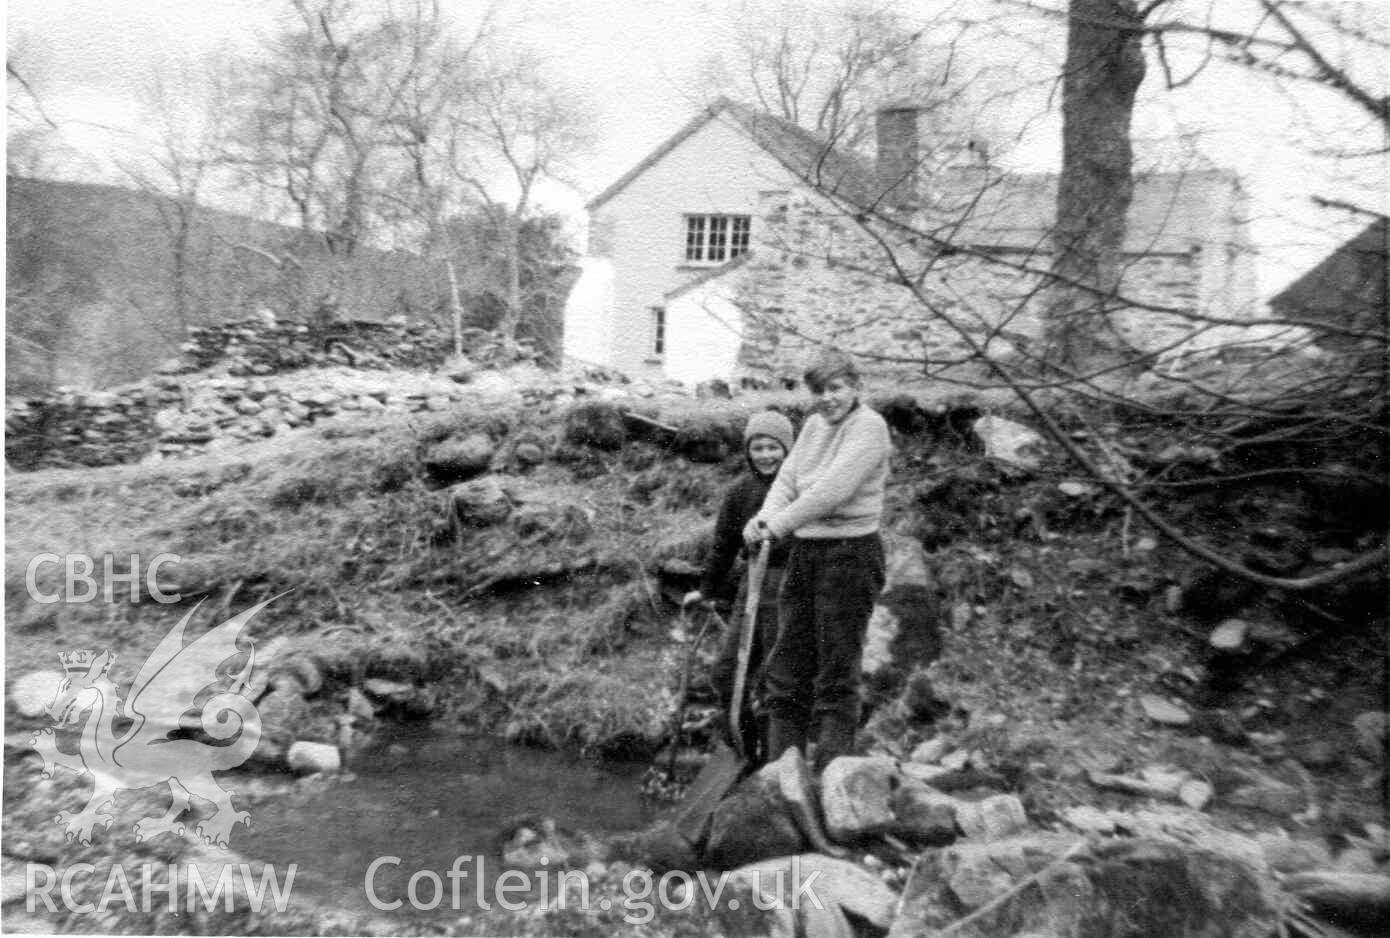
[743,351,891,771]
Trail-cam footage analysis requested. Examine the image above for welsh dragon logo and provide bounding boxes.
[29,600,271,848]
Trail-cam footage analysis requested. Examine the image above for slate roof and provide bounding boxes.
[587,97,1240,255]
[928,168,1242,255]
[1270,218,1387,319]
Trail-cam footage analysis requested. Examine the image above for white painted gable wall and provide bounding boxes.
[577,116,797,382]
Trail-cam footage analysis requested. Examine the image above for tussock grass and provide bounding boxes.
[6,398,739,747]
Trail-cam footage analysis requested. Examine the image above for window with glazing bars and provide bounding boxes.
[684,214,751,263]
[651,306,666,357]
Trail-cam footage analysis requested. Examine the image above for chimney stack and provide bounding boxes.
[875,105,921,207]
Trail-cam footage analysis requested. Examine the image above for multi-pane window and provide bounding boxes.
[684,214,751,263]
[651,306,666,357]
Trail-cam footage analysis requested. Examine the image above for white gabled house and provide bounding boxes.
[564,97,1258,386]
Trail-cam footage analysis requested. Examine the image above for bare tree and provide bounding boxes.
[221,0,453,318]
[707,0,987,155]
[734,0,1386,597]
[114,55,238,334]
[439,45,590,341]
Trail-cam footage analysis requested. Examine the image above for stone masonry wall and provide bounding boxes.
[5,317,546,471]
[735,190,1200,382]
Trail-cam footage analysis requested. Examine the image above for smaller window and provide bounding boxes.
[684,214,751,264]
[650,306,666,357]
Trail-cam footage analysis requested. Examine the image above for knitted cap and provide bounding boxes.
[744,410,794,454]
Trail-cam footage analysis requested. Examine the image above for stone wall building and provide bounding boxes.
[564,98,1257,386]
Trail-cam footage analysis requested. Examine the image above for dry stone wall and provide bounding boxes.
[736,190,1201,383]
[5,317,546,471]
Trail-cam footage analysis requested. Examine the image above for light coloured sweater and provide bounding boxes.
[755,402,891,539]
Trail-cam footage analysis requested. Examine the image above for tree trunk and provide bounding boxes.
[498,212,522,341]
[1044,0,1146,370]
[446,258,464,357]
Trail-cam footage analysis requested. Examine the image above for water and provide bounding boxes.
[237,727,659,921]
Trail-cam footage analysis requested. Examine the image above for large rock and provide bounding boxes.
[955,793,1029,841]
[891,837,1276,938]
[705,762,808,870]
[563,401,627,450]
[1283,871,1390,932]
[287,741,341,775]
[819,756,898,843]
[1225,774,1306,816]
[9,671,62,718]
[973,416,1047,470]
[425,433,495,484]
[716,853,897,938]
[890,777,958,845]
[449,476,512,527]
[254,687,309,770]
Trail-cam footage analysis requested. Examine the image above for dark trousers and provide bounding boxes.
[765,533,884,754]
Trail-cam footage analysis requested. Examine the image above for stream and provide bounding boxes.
[236,726,660,922]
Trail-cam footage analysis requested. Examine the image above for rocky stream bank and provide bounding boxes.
[4,343,1387,936]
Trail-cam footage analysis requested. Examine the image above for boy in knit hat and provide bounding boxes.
[682,409,796,759]
[744,351,890,772]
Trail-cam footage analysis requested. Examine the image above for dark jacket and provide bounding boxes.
[699,471,792,604]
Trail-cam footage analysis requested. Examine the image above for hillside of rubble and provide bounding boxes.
[3,333,1387,936]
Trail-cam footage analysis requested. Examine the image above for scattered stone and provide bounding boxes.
[497,816,582,867]
[901,761,964,789]
[1139,765,1191,797]
[287,741,341,775]
[563,401,627,449]
[955,794,1029,841]
[449,476,513,527]
[512,440,546,466]
[890,837,1276,938]
[9,671,62,718]
[1209,618,1250,652]
[346,687,376,721]
[900,669,951,724]
[891,778,958,845]
[1282,871,1390,932]
[705,762,808,870]
[1140,694,1192,727]
[362,678,415,702]
[1256,833,1331,873]
[3,863,31,906]
[1164,584,1184,614]
[718,854,896,938]
[820,756,898,842]
[973,416,1047,470]
[1061,805,1117,836]
[1058,480,1098,497]
[1089,770,1186,802]
[443,355,475,384]
[1334,847,1382,875]
[1352,711,1387,762]
[257,687,309,738]
[1226,774,1306,816]
[909,737,950,765]
[425,433,496,484]
[1178,779,1214,810]
[269,654,323,697]
[941,748,970,771]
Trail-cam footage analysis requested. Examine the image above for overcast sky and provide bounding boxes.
[7,0,1387,299]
